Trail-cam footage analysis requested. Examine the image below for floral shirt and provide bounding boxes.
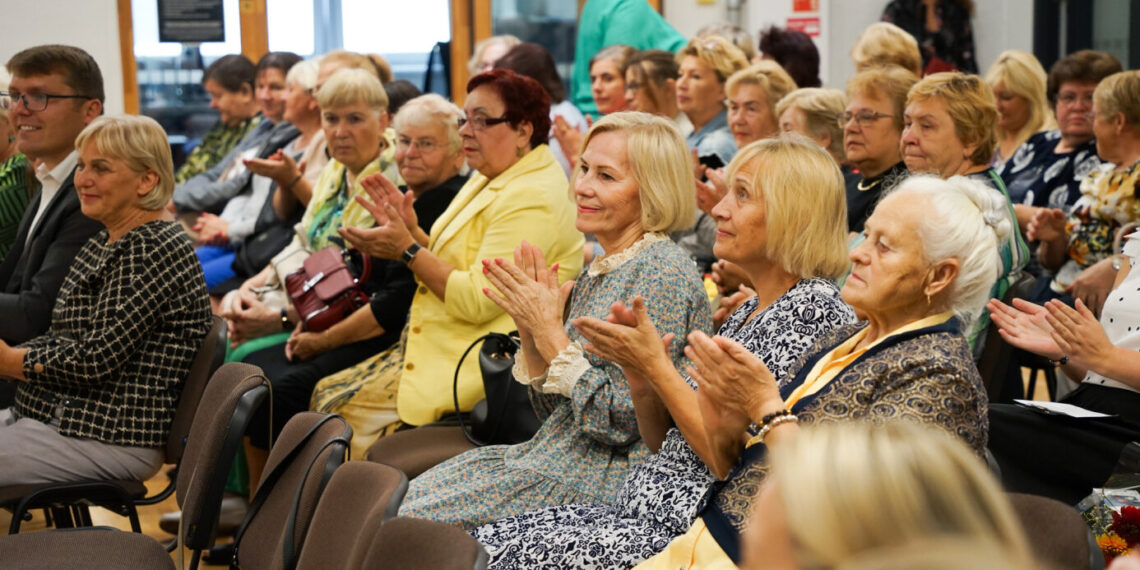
[1053,159,1140,290]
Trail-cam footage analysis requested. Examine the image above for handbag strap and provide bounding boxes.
[280,436,348,570]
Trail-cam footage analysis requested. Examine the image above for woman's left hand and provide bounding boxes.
[285,324,330,361]
[339,180,415,260]
[686,331,782,431]
[482,242,573,351]
[1045,298,1116,369]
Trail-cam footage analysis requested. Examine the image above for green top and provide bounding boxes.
[570,0,686,118]
[0,153,35,258]
[174,115,262,184]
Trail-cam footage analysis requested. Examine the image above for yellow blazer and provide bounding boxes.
[397,145,584,425]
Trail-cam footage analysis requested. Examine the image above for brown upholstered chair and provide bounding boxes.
[361,517,489,570]
[365,424,476,479]
[0,361,271,570]
[294,461,408,569]
[1,315,228,534]
[230,411,352,570]
[1007,492,1104,570]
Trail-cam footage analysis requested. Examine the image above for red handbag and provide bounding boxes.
[285,246,372,332]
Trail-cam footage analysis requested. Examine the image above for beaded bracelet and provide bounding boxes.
[1049,356,1070,366]
[757,414,798,443]
[759,409,793,427]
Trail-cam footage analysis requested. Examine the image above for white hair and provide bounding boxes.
[889,174,1012,330]
[285,58,320,91]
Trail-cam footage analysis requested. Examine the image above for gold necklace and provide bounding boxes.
[856,177,883,191]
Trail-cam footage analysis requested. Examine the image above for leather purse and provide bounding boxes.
[452,332,542,446]
[285,246,371,333]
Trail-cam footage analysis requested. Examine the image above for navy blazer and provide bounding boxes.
[0,169,102,344]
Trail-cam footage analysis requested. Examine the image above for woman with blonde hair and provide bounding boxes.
[395,111,710,530]
[677,35,750,166]
[985,50,1055,170]
[469,137,855,569]
[850,22,923,77]
[467,34,520,76]
[0,114,211,485]
[776,88,848,166]
[740,422,1035,570]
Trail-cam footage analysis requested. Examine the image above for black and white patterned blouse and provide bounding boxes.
[15,220,211,447]
[1001,129,1101,211]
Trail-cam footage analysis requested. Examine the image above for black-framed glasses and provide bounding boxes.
[838,110,894,128]
[0,91,91,112]
[458,115,510,131]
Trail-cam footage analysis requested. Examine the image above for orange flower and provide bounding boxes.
[1099,532,1130,564]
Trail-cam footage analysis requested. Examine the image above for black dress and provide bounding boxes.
[882,0,978,73]
[844,161,908,233]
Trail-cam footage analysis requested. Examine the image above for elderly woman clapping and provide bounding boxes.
[469,137,856,569]
[396,112,712,530]
[0,115,211,485]
[633,174,1002,568]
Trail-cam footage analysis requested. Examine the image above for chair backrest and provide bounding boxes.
[295,462,409,570]
[360,517,489,570]
[978,270,1033,401]
[233,411,352,570]
[175,362,269,551]
[165,315,228,463]
[1007,492,1100,570]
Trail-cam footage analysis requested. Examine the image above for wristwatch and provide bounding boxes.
[400,242,422,265]
[280,308,292,331]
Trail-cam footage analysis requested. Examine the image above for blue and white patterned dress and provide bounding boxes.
[470,278,856,569]
[398,234,713,530]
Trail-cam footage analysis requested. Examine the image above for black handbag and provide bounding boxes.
[231,222,295,278]
[452,332,542,446]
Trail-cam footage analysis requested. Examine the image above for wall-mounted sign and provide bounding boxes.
[158,0,225,43]
[793,0,819,12]
[786,17,821,37]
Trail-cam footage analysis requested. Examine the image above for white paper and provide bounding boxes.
[1014,399,1113,418]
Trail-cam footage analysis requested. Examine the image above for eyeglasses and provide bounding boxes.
[396,137,445,153]
[1,91,91,112]
[1057,92,1094,107]
[838,110,894,128]
[458,115,510,131]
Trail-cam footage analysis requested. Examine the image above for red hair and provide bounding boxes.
[467,69,551,148]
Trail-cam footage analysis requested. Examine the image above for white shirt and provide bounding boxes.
[1085,230,1140,393]
[28,151,79,245]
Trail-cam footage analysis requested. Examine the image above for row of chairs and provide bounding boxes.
[0,338,487,568]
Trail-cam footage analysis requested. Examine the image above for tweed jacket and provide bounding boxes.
[15,221,211,447]
[703,317,989,562]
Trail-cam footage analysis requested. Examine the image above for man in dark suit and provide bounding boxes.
[0,45,104,405]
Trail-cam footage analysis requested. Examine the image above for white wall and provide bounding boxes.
[0,0,126,114]
[664,0,1035,88]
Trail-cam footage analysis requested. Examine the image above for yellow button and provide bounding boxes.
[411,326,421,334]
[405,363,415,371]
[418,286,428,294]
[33,363,44,374]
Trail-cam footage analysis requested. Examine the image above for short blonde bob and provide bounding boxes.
[1094,70,1140,135]
[726,61,798,113]
[725,137,849,279]
[985,50,1056,150]
[850,22,923,77]
[676,35,750,84]
[316,67,389,114]
[775,88,848,162]
[769,422,1034,570]
[74,114,174,211]
[573,112,695,233]
[907,72,998,166]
